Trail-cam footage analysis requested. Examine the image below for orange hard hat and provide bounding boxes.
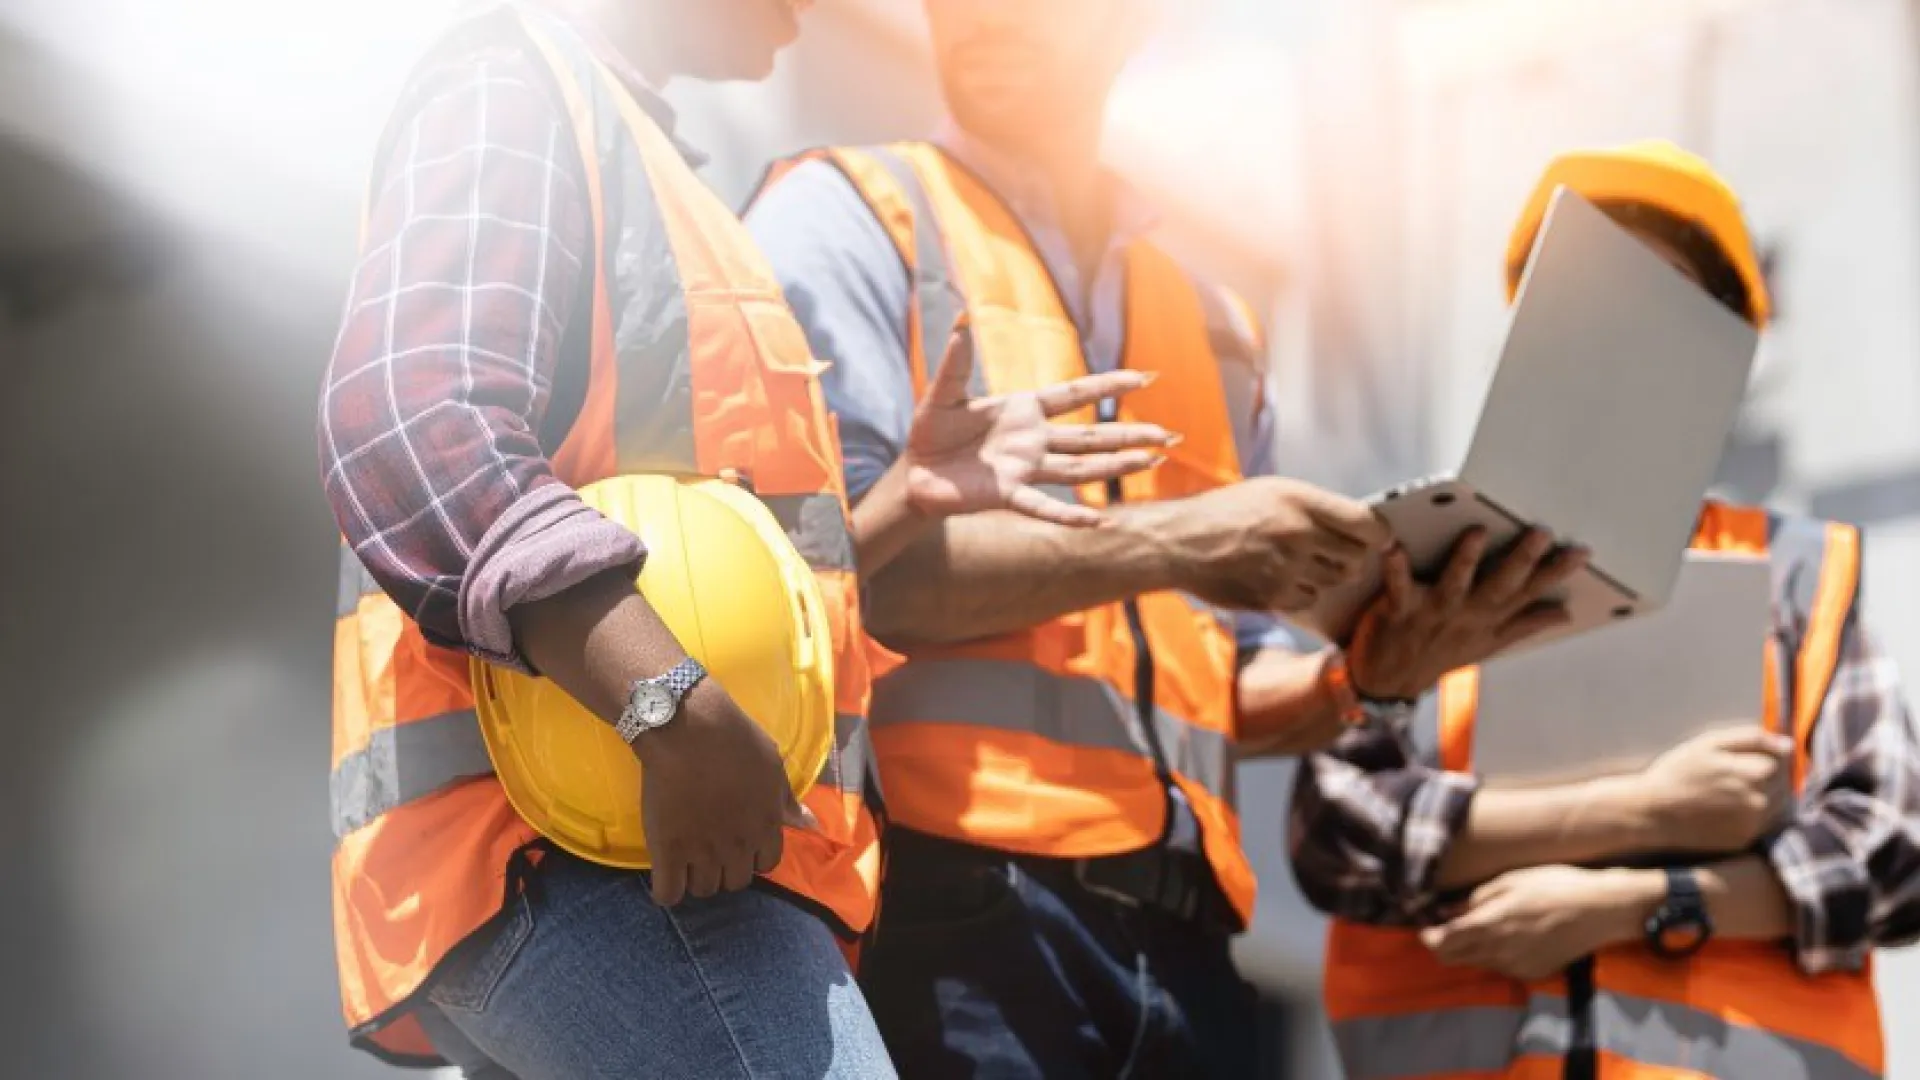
[1503,140,1771,328]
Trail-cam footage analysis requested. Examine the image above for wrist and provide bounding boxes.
[620,660,711,762]
[866,456,934,520]
[1119,499,1202,594]
[1589,774,1666,850]
[1591,867,1669,946]
[1343,612,1423,704]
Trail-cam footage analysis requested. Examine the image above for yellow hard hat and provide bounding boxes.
[472,474,835,869]
[1503,140,1771,328]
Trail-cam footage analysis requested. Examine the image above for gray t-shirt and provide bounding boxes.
[746,141,1303,655]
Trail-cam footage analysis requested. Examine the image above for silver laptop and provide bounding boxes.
[1297,188,1760,658]
[1471,551,1770,787]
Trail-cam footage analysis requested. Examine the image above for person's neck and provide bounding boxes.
[552,0,680,86]
[989,119,1112,274]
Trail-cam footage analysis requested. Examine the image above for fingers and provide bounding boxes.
[1302,551,1361,589]
[1007,484,1109,529]
[1044,422,1177,455]
[781,796,822,833]
[1030,449,1167,487]
[1701,725,1794,758]
[1435,528,1488,608]
[753,843,783,875]
[1268,579,1321,614]
[686,859,724,901]
[755,800,802,874]
[1473,529,1555,608]
[1381,547,1418,618]
[1492,601,1574,651]
[719,851,758,894]
[652,860,689,907]
[1034,369,1155,419]
[1299,488,1394,552]
[1526,544,1590,600]
[1422,919,1493,967]
[926,317,976,407]
[1423,882,1509,966]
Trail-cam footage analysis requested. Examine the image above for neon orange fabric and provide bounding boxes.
[330,9,877,1061]
[761,141,1259,924]
[1323,503,1880,1078]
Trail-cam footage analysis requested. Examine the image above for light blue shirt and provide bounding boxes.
[747,130,1303,655]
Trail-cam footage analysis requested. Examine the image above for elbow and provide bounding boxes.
[1770,793,1920,974]
[1290,851,1360,919]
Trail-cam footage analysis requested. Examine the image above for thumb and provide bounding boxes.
[781,793,821,833]
[1302,487,1393,549]
[1709,725,1791,757]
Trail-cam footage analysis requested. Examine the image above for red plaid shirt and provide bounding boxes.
[319,9,688,668]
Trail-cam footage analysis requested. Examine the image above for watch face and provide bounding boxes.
[631,682,675,728]
[1651,912,1710,958]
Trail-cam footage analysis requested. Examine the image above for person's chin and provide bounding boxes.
[713,6,799,81]
[949,100,1043,150]
[693,39,787,82]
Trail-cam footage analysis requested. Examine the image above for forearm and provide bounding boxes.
[1435,776,1657,891]
[1236,648,1345,757]
[508,568,689,726]
[850,457,935,580]
[862,499,1190,646]
[1586,858,1795,946]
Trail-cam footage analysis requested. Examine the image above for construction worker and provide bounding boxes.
[745,3,1581,1075]
[1291,141,1920,1080]
[318,0,1176,1075]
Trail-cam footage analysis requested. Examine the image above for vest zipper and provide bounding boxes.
[1563,955,1598,1080]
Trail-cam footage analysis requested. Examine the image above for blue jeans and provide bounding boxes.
[858,833,1260,1079]
[413,848,897,1079]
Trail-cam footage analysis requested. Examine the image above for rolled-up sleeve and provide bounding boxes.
[318,44,644,668]
[746,160,916,503]
[1764,615,1920,973]
[1290,721,1480,926]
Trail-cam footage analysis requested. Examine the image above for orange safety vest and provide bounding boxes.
[329,7,879,1064]
[757,142,1263,925]
[1323,502,1882,1079]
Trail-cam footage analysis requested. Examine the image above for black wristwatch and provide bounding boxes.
[1645,867,1714,959]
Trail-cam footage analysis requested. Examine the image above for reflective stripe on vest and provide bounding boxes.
[870,659,1231,800]
[1336,991,1878,1080]
[328,500,865,844]
[1323,502,1879,1079]
[761,141,1258,922]
[329,707,490,840]
[326,704,870,843]
[330,4,878,1060]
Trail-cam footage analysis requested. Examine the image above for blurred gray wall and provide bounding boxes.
[0,157,390,1078]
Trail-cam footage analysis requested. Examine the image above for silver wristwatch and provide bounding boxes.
[615,658,708,744]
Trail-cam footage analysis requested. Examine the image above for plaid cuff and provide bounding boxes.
[1764,814,1877,974]
[1398,770,1480,921]
[458,479,648,672]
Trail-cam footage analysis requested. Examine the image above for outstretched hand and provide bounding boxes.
[903,320,1178,528]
